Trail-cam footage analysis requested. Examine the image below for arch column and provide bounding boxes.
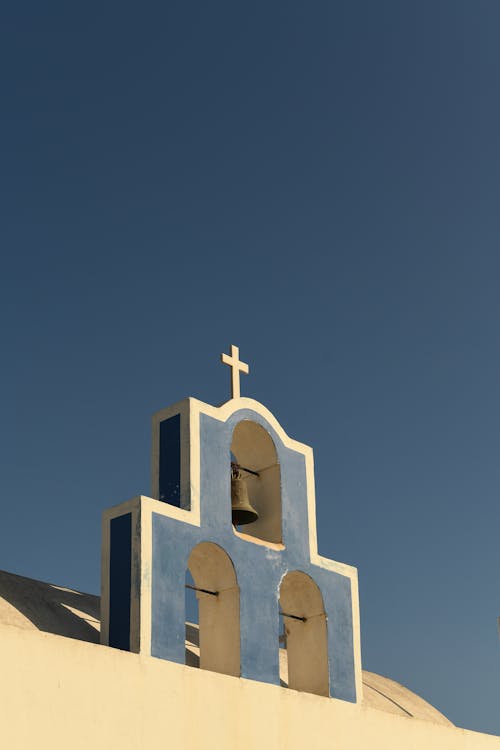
[280,571,329,697]
[188,542,240,677]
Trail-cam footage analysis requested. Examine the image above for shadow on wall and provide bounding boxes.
[0,569,100,643]
[185,622,200,668]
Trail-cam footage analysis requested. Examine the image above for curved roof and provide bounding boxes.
[0,569,100,642]
[0,569,452,727]
[360,670,453,726]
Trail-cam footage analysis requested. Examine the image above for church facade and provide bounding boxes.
[0,346,498,749]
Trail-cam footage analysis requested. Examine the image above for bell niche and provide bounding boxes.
[230,420,282,545]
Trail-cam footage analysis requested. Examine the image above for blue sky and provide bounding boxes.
[1,0,500,735]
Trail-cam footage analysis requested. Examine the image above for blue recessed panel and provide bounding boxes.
[109,512,132,651]
[159,414,181,507]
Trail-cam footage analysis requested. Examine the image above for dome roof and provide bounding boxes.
[360,670,453,726]
[0,569,100,642]
[0,569,452,727]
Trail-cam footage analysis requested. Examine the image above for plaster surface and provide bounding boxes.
[2,621,499,750]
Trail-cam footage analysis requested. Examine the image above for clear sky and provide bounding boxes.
[1,0,500,736]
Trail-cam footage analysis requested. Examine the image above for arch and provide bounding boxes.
[231,420,282,544]
[279,571,329,696]
[186,542,240,677]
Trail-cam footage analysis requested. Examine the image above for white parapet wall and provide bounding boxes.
[0,623,499,750]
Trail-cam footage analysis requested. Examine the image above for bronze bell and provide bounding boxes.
[231,463,259,526]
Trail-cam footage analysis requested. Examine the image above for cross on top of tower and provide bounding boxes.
[220,344,249,399]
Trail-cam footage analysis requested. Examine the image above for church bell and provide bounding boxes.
[231,463,259,526]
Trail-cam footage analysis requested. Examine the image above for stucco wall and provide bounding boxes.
[1,624,498,750]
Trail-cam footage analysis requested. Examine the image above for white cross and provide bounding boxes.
[220,344,249,399]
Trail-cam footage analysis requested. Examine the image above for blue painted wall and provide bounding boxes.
[149,407,356,702]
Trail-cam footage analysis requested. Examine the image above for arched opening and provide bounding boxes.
[279,571,329,696]
[185,542,240,677]
[231,420,282,544]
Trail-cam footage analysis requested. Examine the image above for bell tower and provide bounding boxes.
[100,345,362,702]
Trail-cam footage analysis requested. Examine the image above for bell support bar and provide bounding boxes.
[185,583,219,597]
